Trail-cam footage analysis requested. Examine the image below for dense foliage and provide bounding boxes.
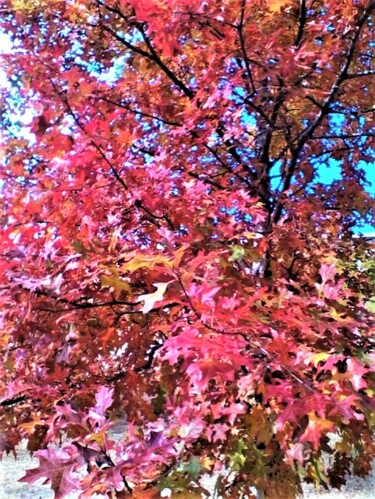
[1,0,375,497]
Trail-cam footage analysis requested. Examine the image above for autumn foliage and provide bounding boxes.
[0,0,375,497]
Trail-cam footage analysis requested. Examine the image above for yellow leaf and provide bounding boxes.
[268,0,288,12]
[101,275,131,298]
[173,245,188,268]
[86,429,107,446]
[305,352,330,367]
[138,282,170,313]
[200,456,215,471]
[330,308,350,322]
[122,254,173,273]
[19,420,42,433]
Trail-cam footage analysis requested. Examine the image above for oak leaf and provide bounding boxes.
[138,282,171,313]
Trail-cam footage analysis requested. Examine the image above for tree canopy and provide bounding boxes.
[0,0,375,497]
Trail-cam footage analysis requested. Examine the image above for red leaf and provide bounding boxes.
[20,447,79,499]
[88,386,114,427]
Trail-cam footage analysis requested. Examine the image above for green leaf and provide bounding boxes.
[365,298,375,313]
[228,245,245,262]
[182,457,201,479]
[229,439,248,471]
[71,239,88,256]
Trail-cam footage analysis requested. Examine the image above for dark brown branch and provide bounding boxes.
[294,0,307,47]
[345,69,375,79]
[237,0,256,94]
[0,395,27,407]
[99,21,194,99]
[241,94,276,129]
[134,199,175,231]
[312,132,375,140]
[259,81,285,164]
[305,94,324,109]
[107,339,165,381]
[95,96,182,127]
[134,338,165,373]
[137,23,195,99]
[203,142,252,187]
[33,290,139,310]
[187,171,225,190]
[215,125,258,183]
[1,343,32,355]
[100,2,194,98]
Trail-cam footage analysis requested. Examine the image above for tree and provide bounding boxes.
[0,0,374,496]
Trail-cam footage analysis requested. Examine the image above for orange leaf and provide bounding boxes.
[101,327,115,348]
[268,0,289,12]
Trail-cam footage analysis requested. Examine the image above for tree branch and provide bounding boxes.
[95,96,182,127]
[311,132,375,140]
[294,0,307,47]
[237,0,256,94]
[271,0,375,225]
[48,79,128,192]
[99,18,194,99]
[345,69,375,79]
[0,395,27,407]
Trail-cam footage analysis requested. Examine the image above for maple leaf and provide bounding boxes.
[186,355,236,392]
[300,413,334,451]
